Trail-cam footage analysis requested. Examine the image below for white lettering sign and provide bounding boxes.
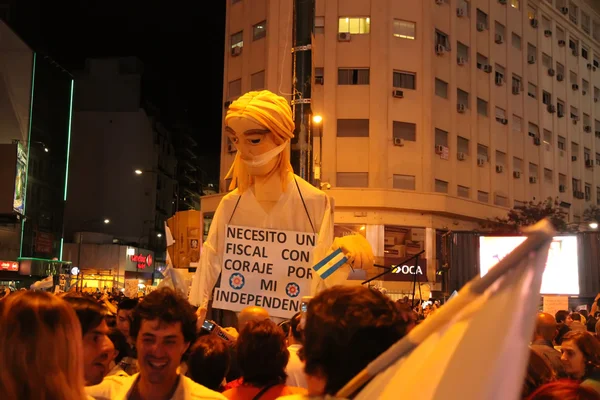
[392,265,424,275]
[213,225,316,318]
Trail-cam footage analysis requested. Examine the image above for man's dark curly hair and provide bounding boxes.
[237,319,289,387]
[302,285,409,395]
[129,288,197,344]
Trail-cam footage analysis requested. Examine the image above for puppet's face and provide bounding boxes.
[225,115,286,176]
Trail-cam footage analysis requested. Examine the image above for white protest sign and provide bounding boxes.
[213,225,316,318]
[543,295,569,316]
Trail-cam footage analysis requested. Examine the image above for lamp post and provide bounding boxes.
[312,115,323,188]
[77,218,110,291]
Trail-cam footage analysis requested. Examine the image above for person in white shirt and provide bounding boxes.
[86,288,225,400]
[286,312,308,389]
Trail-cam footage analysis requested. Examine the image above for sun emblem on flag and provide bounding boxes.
[229,273,245,290]
[286,282,300,298]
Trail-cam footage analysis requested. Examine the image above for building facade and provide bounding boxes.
[211,0,600,292]
[64,57,177,256]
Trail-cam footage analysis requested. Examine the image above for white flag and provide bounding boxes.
[30,276,54,290]
[339,219,555,400]
[164,222,175,247]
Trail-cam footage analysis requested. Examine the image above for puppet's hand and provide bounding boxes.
[331,234,374,270]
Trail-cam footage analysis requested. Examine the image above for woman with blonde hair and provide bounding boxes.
[0,290,88,400]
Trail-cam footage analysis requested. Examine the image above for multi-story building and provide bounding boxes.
[172,125,202,211]
[0,20,73,287]
[210,0,600,292]
[64,57,177,258]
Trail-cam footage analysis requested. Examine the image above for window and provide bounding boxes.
[495,194,508,207]
[570,106,579,120]
[542,53,553,69]
[315,67,324,79]
[515,200,526,208]
[435,128,449,147]
[529,122,539,137]
[393,19,416,39]
[253,21,267,40]
[528,82,537,98]
[557,26,566,43]
[477,9,488,29]
[496,150,506,167]
[570,70,578,85]
[585,184,591,201]
[338,68,370,85]
[584,113,591,127]
[571,141,579,156]
[512,33,522,50]
[513,115,522,132]
[435,78,448,98]
[393,121,416,141]
[559,173,567,188]
[495,107,506,121]
[457,42,469,61]
[231,31,243,49]
[556,62,565,77]
[584,148,591,161]
[581,46,589,60]
[544,168,553,183]
[477,144,489,160]
[527,43,537,61]
[457,89,469,107]
[572,178,581,192]
[558,136,566,150]
[569,38,579,53]
[557,99,565,115]
[596,119,600,132]
[595,87,600,100]
[513,157,523,172]
[458,136,469,154]
[337,119,369,137]
[337,172,369,187]
[527,5,536,21]
[393,71,416,89]
[511,0,520,10]
[435,30,450,50]
[583,79,589,94]
[338,17,371,34]
[250,71,265,90]
[228,79,242,98]
[476,53,488,70]
[457,185,470,198]
[594,21,600,41]
[529,163,538,178]
[569,1,578,25]
[543,129,552,147]
[478,191,489,203]
[512,74,522,90]
[495,64,505,81]
[314,16,325,34]
[495,21,506,38]
[435,179,449,194]
[393,175,416,190]
[542,90,552,106]
[598,187,600,205]
[477,98,488,116]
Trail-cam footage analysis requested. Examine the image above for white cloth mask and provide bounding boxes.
[241,141,288,168]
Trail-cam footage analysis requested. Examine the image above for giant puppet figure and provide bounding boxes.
[189,90,374,321]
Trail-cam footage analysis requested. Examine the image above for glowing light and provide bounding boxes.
[313,115,323,124]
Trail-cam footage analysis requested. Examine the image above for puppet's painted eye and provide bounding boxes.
[250,138,262,144]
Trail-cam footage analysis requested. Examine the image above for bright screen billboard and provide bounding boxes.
[479,236,579,295]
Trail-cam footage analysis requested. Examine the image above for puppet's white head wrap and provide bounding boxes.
[224,90,295,193]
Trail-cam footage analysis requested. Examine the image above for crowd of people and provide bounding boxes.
[1,285,600,399]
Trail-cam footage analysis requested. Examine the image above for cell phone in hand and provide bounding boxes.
[201,320,216,332]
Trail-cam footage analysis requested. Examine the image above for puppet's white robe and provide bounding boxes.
[189,174,336,309]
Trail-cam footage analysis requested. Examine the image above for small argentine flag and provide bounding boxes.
[313,248,348,280]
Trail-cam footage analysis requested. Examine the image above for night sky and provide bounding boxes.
[7,0,226,164]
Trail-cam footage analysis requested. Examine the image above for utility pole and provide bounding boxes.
[290,0,315,185]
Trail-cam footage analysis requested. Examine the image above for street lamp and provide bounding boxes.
[134,169,143,175]
[590,222,598,229]
[312,115,323,124]
[157,233,162,238]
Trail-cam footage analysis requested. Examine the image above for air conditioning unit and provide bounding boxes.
[394,138,405,146]
[513,171,521,179]
[457,152,466,161]
[495,34,504,44]
[512,86,520,95]
[456,7,466,17]
[547,104,556,113]
[585,125,592,133]
[435,145,444,154]
[477,158,486,167]
[496,165,504,173]
[572,83,579,90]
[338,32,351,41]
[572,114,580,122]
[435,44,446,55]
[500,118,508,125]
[392,89,404,98]
[231,46,242,56]
[495,76,503,86]
[457,57,467,65]
[530,19,538,28]
[557,73,564,81]
[561,7,569,15]
[528,55,536,64]
[544,29,552,37]
[457,103,466,113]
[476,23,486,32]
[548,68,555,77]
[534,137,541,146]
[596,130,600,138]
[572,155,578,161]
[559,184,566,193]
[586,159,594,167]
[315,76,324,85]
[483,64,493,73]
[529,176,537,184]
[558,40,566,47]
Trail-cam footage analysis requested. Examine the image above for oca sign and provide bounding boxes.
[383,259,428,282]
[393,265,423,275]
